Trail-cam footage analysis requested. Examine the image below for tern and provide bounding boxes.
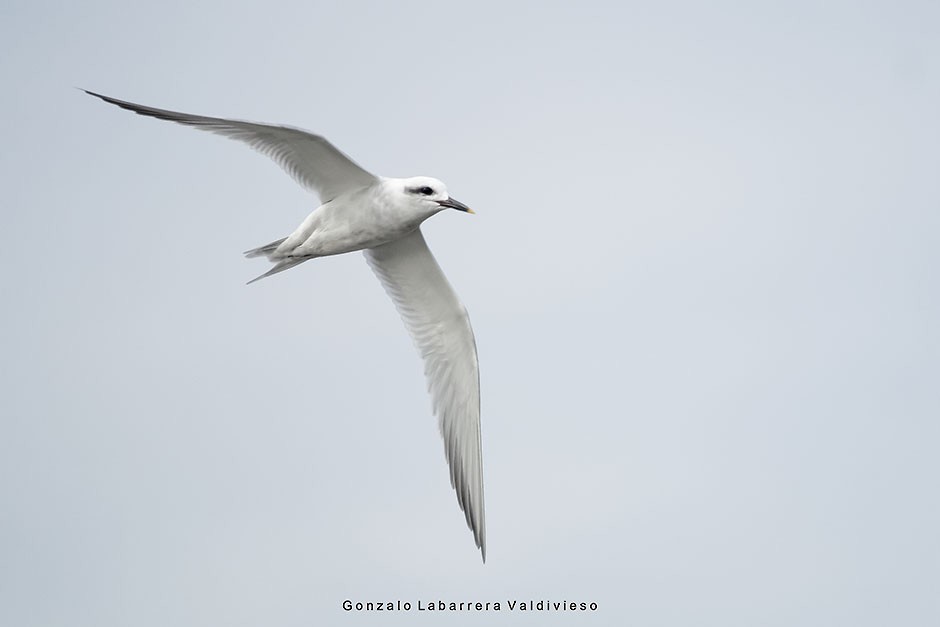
[85,90,486,561]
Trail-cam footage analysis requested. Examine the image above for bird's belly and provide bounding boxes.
[294,218,420,257]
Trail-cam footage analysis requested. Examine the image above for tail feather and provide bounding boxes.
[247,257,307,284]
[244,237,288,259]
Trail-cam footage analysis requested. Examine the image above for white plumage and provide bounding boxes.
[86,90,486,561]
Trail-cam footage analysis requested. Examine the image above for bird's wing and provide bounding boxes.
[364,229,486,561]
[84,90,377,203]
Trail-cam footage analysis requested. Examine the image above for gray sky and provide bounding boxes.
[2,1,938,625]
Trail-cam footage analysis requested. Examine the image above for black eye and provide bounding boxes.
[419,186,434,196]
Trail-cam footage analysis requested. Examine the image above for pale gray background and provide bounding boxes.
[1,1,938,625]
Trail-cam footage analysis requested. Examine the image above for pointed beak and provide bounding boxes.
[437,197,475,214]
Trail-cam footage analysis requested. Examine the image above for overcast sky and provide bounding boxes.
[1,1,938,625]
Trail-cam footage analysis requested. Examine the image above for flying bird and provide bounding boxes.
[85,90,486,561]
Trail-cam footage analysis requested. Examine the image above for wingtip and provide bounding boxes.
[82,89,119,107]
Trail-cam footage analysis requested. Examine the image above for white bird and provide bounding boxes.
[85,90,486,561]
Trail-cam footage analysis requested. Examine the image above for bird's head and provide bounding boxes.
[392,176,474,219]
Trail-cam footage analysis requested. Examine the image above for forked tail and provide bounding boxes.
[244,237,309,284]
